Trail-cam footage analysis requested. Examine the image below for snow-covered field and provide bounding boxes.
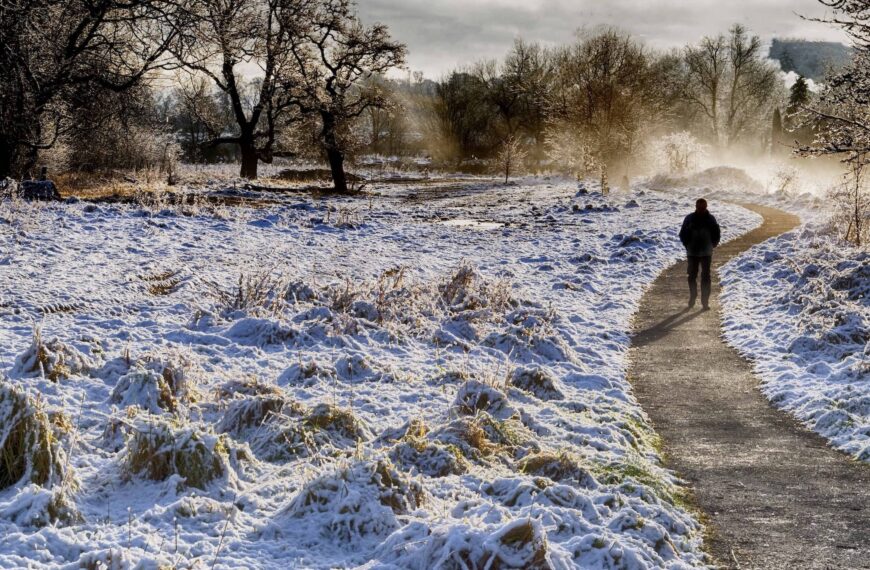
[721,220,870,462]
[0,178,761,569]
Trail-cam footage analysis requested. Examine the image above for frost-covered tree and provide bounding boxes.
[651,132,708,175]
[497,135,527,185]
[430,71,498,165]
[170,75,234,163]
[544,128,596,180]
[772,108,786,155]
[365,77,412,157]
[289,0,406,193]
[788,76,812,113]
[831,154,870,246]
[0,0,183,179]
[502,40,553,166]
[815,0,870,49]
[799,52,870,158]
[800,7,870,245]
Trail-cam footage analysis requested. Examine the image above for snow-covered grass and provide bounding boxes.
[721,221,870,461]
[0,177,761,568]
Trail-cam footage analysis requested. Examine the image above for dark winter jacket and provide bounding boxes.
[680,212,721,257]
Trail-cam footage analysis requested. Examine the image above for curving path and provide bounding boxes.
[629,204,870,569]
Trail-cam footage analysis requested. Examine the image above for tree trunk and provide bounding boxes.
[239,142,258,179]
[321,112,348,193]
[21,144,39,180]
[0,135,13,180]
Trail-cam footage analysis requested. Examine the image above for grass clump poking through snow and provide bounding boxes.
[304,403,372,440]
[387,420,470,477]
[440,262,514,313]
[141,268,183,296]
[508,366,565,401]
[282,458,425,541]
[453,379,516,418]
[518,451,598,489]
[377,517,556,569]
[111,351,200,413]
[218,395,303,435]
[218,398,371,461]
[597,458,689,508]
[0,381,78,524]
[432,412,539,466]
[205,271,288,318]
[11,327,92,382]
[305,262,519,341]
[124,416,242,490]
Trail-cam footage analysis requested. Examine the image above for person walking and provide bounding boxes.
[679,198,721,310]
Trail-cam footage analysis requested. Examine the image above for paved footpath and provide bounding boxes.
[629,204,870,569]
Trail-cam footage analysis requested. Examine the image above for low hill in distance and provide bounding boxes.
[769,38,853,81]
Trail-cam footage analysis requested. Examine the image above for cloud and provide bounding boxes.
[357,0,850,77]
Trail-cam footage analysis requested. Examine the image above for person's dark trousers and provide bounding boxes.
[687,256,713,308]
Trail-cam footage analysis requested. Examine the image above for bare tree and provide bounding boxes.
[172,75,230,162]
[652,131,707,175]
[681,25,779,148]
[833,154,870,246]
[429,71,497,165]
[289,0,406,192]
[0,0,183,179]
[723,25,779,146]
[472,60,523,139]
[799,52,870,157]
[683,34,728,144]
[502,40,553,166]
[547,28,672,181]
[170,0,316,179]
[364,76,411,157]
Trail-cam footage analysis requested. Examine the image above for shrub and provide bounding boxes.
[205,272,288,318]
[440,262,513,313]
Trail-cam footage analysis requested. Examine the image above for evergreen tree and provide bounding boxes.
[788,76,811,114]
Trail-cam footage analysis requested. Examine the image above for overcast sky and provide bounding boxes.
[357,0,850,78]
